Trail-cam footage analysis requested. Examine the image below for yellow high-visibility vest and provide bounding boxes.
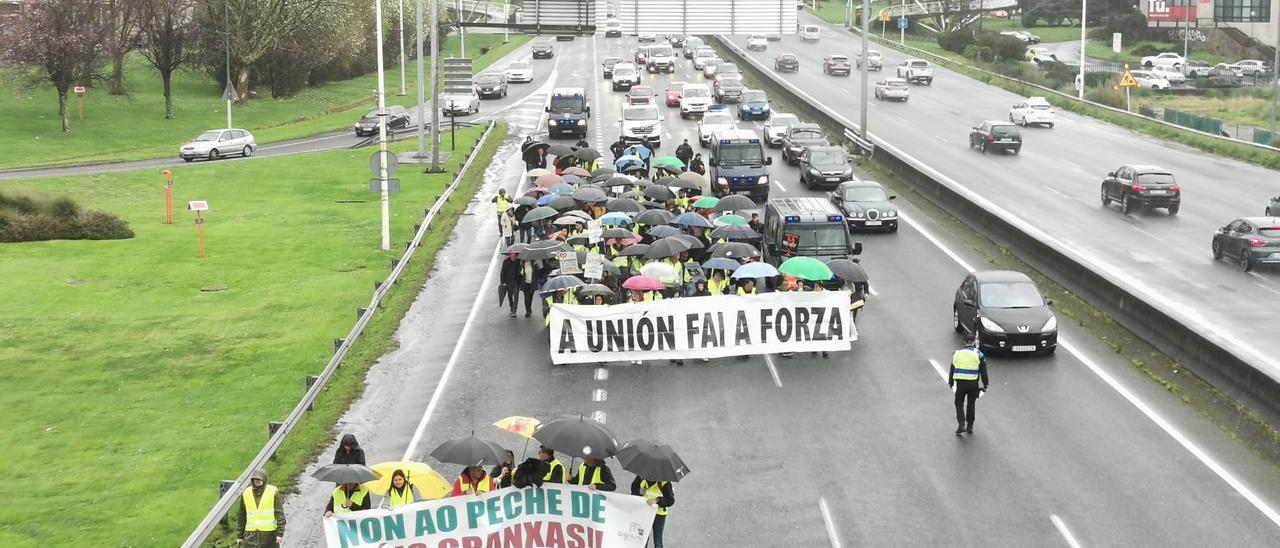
[495,195,510,213]
[242,485,278,532]
[639,479,669,516]
[708,278,729,295]
[457,477,493,495]
[951,348,982,381]
[643,291,664,301]
[544,459,565,482]
[575,464,604,486]
[737,286,757,295]
[332,486,369,515]
[388,485,416,509]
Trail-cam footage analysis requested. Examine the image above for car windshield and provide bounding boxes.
[703,113,733,126]
[361,108,380,119]
[742,91,766,102]
[991,125,1019,137]
[979,282,1045,308]
[804,26,819,32]
[830,57,848,63]
[475,74,501,84]
[769,114,798,128]
[508,62,529,70]
[868,51,882,58]
[650,46,673,57]
[194,131,221,141]
[791,224,847,251]
[810,150,847,165]
[791,129,823,140]
[605,58,621,67]
[549,95,584,112]
[623,107,658,121]
[630,86,653,96]
[843,187,888,202]
[781,55,796,61]
[1136,172,1175,185]
[719,143,765,165]
[614,66,635,76]
[717,64,740,74]
[886,81,907,89]
[696,49,714,58]
[910,61,929,68]
[683,87,710,98]
[720,78,743,87]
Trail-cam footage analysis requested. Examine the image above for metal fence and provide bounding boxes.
[180,120,497,547]
[1163,108,1223,135]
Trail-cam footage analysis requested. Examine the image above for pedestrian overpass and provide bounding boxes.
[872,0,1020,32]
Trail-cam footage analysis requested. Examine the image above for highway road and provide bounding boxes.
[282,32,1280,547]
[723,13,1280,388]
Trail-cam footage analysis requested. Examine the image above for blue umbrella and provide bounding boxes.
[536,194,558,206]
[601,212,633,225]
[731,262,780,279]
[702,258,741,272]
[615,155,645,171]
[646,225,681,238]
[550,183,575,195]
[623,144,652,160]
[671,212,713,228]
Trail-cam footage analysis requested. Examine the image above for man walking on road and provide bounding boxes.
[492,189,511,232]
[499,252,521,317]
[675,139,694,169]
[236,468,283,547]
[948,338,989,435]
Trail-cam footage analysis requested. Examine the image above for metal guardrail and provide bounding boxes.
[181,119,498,547]
[351,121,481,149]
[842,25,1280,154]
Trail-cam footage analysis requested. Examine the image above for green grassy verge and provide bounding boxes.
[855,30,1280,169]
[0,34,526,170]
[0,122,506,547]
[1085,40,1236,66]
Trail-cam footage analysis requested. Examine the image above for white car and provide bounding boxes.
[604,19,622,38]
[1008,96,1055,128]
[179,128,256,161]
[1229,59,1268,77]
[856,50,883,70]
[697,111,736,147]
[611,62,641,90]
[679,83,713,119]
[702,58,723,79]
[441,90,480,115]
[692,48,716,70]
[1150,65,1186,84]
[1129,70,1171,90]
[504,61,534,83]
[1025,47,1059,64]
[763,113,799,147]
[1140,52,1184,71]
[638,33,657,43]
[747,35,768,51]
[620,103,663,147]
[800,25,820,42]
[1000,30,1039,44]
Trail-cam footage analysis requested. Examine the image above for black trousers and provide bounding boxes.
[519,284,535,315]
[954,380,980,426]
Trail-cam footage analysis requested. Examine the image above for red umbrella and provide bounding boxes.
[536,173,565,188]
[623,275,665,291]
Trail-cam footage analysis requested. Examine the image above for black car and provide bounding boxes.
[831,181,898,231]
[1100,164,1181,215]
[1212,217,1280,272]
[781,123,829,165]
[774,53,799,73]
[669,35,685,48]
[968,121,1021,154]
[953,271,1057,355]
[555,35,575,41]
[473,73,508,99]
[798,146,852,190]
[353,105,410,136]
[602,56,623,79]
[532,42,554,59]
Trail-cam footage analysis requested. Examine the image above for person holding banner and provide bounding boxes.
[736,278,757,296]
[539,446,565,483]
[571,457,617,491]
[708,270,730,295]
[631,476,675,548]
[235,468,284,547]
[491,450,517,489]
[325,483,370,516]
[948,338,990,435]
[450,465,498,496]
[385,470,418,509]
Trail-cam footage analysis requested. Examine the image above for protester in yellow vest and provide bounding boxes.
[385,470,418,510]
[736,279,757,295]
[539,446,565,483]
[492,189,511,231]
[325,483,370,516]
[571,458,617,491]
[237,468,283,548]
[631,476,675,548]
[450,466,497,496]
[707,270,730,295]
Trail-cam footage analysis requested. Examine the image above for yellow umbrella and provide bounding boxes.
[364,461,451,500]
[493,416,541,439]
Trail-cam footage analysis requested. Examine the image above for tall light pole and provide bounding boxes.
[1271,19,1278,139]
[375,0,392,251]
[398,0,407,95]
[457,0,466,57]
[223,0,233,129]
[430,0,443,171]
[1181,0,1191,76]
[1077,0,1088,100]
[415,0,427,158]
[860,0,870,139]
[503,0,510,43]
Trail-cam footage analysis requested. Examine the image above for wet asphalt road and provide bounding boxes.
[282,32,1280,547]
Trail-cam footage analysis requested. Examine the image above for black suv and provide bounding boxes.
[532,42,554,59]
[798,146,852,190]
[953,270,1057,355]
[774,53,799,73]
[1100,164,1181,215]
[968,121,1021,154]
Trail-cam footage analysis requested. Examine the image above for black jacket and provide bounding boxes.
[333,434,366,465]
[500,258,521,287]
[948,348,990,388]
[689,159,705,175]
[571,462,617,491]
[630,477,675,511]
[325,486,371,513]
[675,143,694,163]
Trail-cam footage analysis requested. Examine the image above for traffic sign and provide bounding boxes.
[879,12,890,22]
[897,17,908,30]
[1116,65,1140,89]
[73,86,86,95]
[222,82,239,102]
[187,200,209,211]
[369,150,400,177]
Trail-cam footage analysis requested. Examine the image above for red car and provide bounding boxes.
[665,82,685,107]
[626,85,656,105]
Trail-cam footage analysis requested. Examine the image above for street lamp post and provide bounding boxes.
[503,0,510,43]
[375,0,392,251]
[860,0,870,139]
[398,0,407,95]
[430,0,443,171]
[1181,0,1191,76]
[1077,0,1088,100]
[1271,19,1278,139]
[415,0,427,158]
[223,0,233,129]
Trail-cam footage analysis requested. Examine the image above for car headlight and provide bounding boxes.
[548,119,558,126]
[1041,315,1057,332]
[353,123,360,129]
[758,176,769,185]
[847,210,862,219]
[808,168,821,176]
[979,316,1005,333]
[716,177,729,187]
[883,209,897,218]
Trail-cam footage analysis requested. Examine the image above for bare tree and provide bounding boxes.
[138,0,194,118]
[0,0,109,132]
[199,0,331,104]
[104,0,143,95]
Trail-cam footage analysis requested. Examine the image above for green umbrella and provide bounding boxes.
[713,214,748,226]
[521,206,558,224]
[778,256,834,281]
[692,196,720,209]
[514,196,538,206]
[652,156,685,169]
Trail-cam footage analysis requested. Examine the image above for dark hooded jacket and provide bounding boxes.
[333,434,366,465]
[236,468,285,544]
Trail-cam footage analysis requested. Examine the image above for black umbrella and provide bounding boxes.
[563,174,587,186]
[312,463,380,484]
[603,175,638,188]
[522,144,550,165]
[533,416,619,459]
[430,436,508,467]
[644,185,676,202]
[522,140,550,154]
[572,186,608,203]
[572,148,603,161]
[621,163,647,174]
[521,239,572,260]
[715,195,757,212]
[591,174,613,184]
[634,209,674,226]
[644,236,693,259]
[578,283,615,298]
[667,178,702,191]
[547,195,576,210]
[553,155,575,170]
[546,144,574,157]
[591,167,617,177]
[602,227,636,239]
[710,225,760,240]
[522,206,558,224]
[673,234,706,250]
[827,258,869,283]
[710,242,761,259]
[615,440,691,482]
[654,176,677,186]
[606,197,644,213]
[646,225,681,239]
[620,243,651,257]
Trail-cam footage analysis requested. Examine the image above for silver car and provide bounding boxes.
[179,128,256,162]
[763,113,799,147]
[874,78,910,102]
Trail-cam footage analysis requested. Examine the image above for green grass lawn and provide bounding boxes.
[0,34,526,170]
[0,123,504,547]
[1085,40,1236,66]
[980,17,1091,43]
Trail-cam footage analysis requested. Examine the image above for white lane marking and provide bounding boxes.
[926,358,949,383]
[1131,225,1164,242]
[818,497,844,548]
[1252,281,1280,297]
[773,178,788,192]
[594,367,609,381]
[1050,514,1083,548]
[1042,186,1070,199]
[898,214,1280,529]
[592,388,608,402]
[931,134,949,144]
[764,354,783,388]
[590,410,607,424]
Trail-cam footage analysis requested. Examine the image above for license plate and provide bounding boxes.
[827,177,841,182]
[1148,190,1169,195]
[1011,345,1037,352]
[864,221,882,226]
[998,139,1013,143]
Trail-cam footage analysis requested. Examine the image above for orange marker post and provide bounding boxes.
[163,169,174,224]
[188,200,209,258]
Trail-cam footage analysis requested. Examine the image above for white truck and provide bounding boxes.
[896,59,934,85]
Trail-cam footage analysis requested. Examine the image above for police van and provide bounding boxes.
[544,87,591,139]
[761,197,862,267]
[709,129,772,201]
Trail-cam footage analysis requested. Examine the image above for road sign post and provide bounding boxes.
[163,169,175,224]
[188,200,209,258]
[897,13,906,44]
[1116,64,1140,112]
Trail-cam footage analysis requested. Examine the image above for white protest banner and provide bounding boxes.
[555,251,582,275]
[583,253,605,280]
[587,219,603,244]
[323,484,655,548]
[549,292,856,364]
